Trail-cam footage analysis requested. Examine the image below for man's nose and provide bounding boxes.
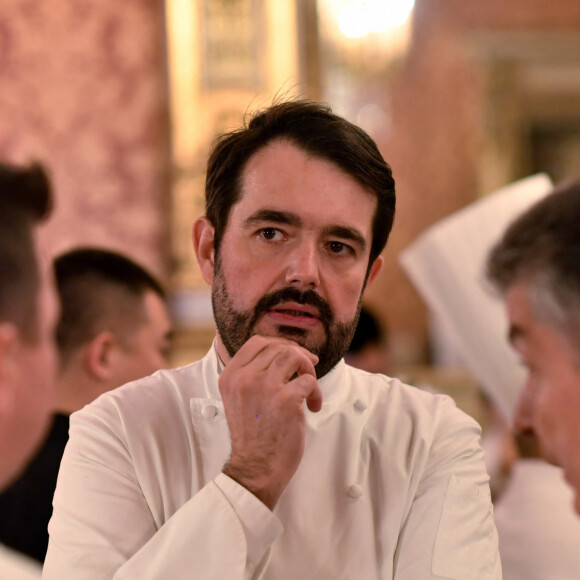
[284,240,320,289]
[513,381,536,436]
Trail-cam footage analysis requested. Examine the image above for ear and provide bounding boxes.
[365,256,384,289]
[83,331,117,381]
[193,217,216,286]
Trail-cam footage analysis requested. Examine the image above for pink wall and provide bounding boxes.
[0,0,170,279]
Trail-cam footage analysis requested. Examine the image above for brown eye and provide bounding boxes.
[259,228,282,241]
[328,241,352,255]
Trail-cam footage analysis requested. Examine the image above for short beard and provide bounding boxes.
[212,260,362,379]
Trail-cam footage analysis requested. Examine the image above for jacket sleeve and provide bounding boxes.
[393,398,502,580]
[42,405,282,580]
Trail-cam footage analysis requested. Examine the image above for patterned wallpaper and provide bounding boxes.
[0,0,170,279]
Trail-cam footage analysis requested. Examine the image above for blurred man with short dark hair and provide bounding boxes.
[0,161,56,578]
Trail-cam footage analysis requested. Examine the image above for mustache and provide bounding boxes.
[249,287,334,332]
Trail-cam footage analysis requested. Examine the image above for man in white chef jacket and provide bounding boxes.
[44,100,501,579]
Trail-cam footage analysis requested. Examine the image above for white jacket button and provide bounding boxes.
[347,484,363,499]
[202,405,219,420]
[353,399,367,412]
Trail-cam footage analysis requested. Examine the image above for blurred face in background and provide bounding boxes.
[109,290,173,388]
[508,281,580,514]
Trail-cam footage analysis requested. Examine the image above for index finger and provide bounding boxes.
[290,373,323,413]
[231,335,319,369]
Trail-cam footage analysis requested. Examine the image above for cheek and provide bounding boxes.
[34,340,57,406]
[134,340,169,376]
[327,277,365,321]
[148,349,169,372]
[130,352,158,378]
[15,345,54,458]
[221,260,274,307]
[534,378,575,450]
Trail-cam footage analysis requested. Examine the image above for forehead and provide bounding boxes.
[233,141,377,235]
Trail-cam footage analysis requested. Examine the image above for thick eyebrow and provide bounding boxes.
[243,209,367,251]
[243,209,302,229]
[324,225,367,251]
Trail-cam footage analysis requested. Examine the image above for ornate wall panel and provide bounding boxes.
[0,0,170,278]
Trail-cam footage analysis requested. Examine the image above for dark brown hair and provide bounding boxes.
[0,162,53,341]
[487,180,580,339]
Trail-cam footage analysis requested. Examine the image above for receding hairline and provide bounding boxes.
[222,137,381,255]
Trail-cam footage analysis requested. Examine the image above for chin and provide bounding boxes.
[255,323,322,349]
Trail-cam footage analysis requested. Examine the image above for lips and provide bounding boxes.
[266,302,321,328]
[270,302,320,319]
[250,287,332,335]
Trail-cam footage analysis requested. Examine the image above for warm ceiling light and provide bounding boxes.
[335,0,415,39]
